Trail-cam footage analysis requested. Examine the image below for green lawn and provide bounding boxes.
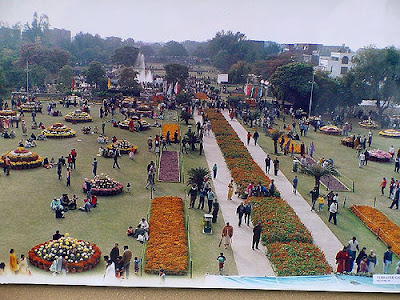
[240,114,400,271]
[0,103,237,278]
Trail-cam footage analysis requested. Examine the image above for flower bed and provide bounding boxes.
[137,105,152,117]
[20,101,42,112]
[359,120,377,129]
[82,174,123,196]
[162,123,180,142]
[42,123,76,138]
[379,129,400,138]
[277,134,301,153]
[267,242,332,276]
[28,234,101,273]
[0,147,43,170]
[0,110,17,116]
[250,197,313,244]
[207,109,332,276]
[350,205,400,258]
[145,196,188,275]
[341,137,354,148]
[106,139,138,154]
[64,110,93,123]
[367,149,392,162]
[158,151,180,182]
[319,125,342,135]
[118,118,150,131]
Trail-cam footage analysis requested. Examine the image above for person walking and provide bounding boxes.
[212,163,218,179]
[273,157,279,176]
[101,121,105,135]
[381,177,387,196]
[244,202,252,226]
[252,221,262,250]
[110,243,120,273]
[217,253,226,275]
[227,180,234,200]
[247,132,252,145]
[57,162,62,180]
[309,142,315,157]
[113,149,121,169]
[207,189,215,213]
[389,187,399,209]
[310,187,318,211]
[198,188,206,210]
[188,185,197,209]
[367,249,377,273]
[221,222,233,249]
[394,157,400,173]
[292,176,298,194]
[92,158,97,177]
[253,130,259,145]
[9,249,18,275]
[328,200,338,225]
[356,247,367,273]
[212,199,219,223]
[66,167,71,187]
[383,246,393,274]
[236,202,245,227]
[122,245,132,279]
[265,155,271,174]
[348,237,359,272]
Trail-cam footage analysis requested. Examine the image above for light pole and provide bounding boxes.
[308,70,315,118]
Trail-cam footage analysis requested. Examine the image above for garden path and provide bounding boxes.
[221,111,344,270]
[193,112,275,276]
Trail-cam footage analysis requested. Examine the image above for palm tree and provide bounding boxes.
[269,130,283,155]
[302,163,339,195]
[187,167,210,189]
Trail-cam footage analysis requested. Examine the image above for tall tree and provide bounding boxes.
[118,67,140,91]
[164,63,188,84]
[251,53,294,80]
[228,60,251,84]
[159,41,188,57]
[86,61,106,90]
[57,65,74,93]
[350,47,400,122]
[111,46,139,67]
[22,12,49,43]
[0,67,7,96]
[269,63,313,110]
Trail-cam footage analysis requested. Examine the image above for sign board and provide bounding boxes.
[217,74,229,84]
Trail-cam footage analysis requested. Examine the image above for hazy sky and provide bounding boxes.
[0,0,399,50]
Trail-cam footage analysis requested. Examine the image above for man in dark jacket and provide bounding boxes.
[252,222,262,250]
[236,202,245,227]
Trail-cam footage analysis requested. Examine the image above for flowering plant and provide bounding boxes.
[64,110,93,123]
[28,234,101,273]
[0,147,43,169]
[107,139,138,154]
[162,124,180,142]
[0,110,17,116]
[319,125,342,135]
[359,120,377,128]
[367,149,392,162]
[82,173,123,196]
[42,123,76,138]
[379,129,400,138]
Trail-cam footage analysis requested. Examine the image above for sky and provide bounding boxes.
[0,0,399,51]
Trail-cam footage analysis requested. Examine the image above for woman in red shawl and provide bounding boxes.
[128,119,134,132]
[336,246,349,273]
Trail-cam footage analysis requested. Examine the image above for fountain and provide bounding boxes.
[134,53,153,84]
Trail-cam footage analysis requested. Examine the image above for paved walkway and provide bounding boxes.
[193,113,275,276]
[221,111,344,270]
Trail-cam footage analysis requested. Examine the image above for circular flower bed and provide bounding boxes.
[368,149,392,162]
[42,123,76,138]
[119,118,150,131]
[107,139,138,154]
[0,147,43,170]
[379,129,400,138]
[359,120,377,128]
[137,105,152,117]
[28,234,101,273]
[64,110,93,123]
[319,125,342,135]
[0,110,17,116]
[83,174,123,196]
[20,102,42,112]
[341,137,354,148]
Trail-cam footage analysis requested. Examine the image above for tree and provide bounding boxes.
[140,45,156,58]
[228,60,251,84]
[302,163,339,196]
[180,110,191,125]
[176,92,192,105]
[269,63,313,110]
[350,47,400,123]
[22,12,49,43]
[251,53,294,80]
[269,130,283,155]
[0,67,7,96]
[164,63,188,84]
[187,167,210,189]
[111,46,139,67]
[86,61,106,90]
[57,65,74,93]
[119,67,140,91]
[312,71,341,114]
[159,41,188,57]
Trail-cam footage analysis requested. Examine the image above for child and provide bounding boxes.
[217,253,226,274]
[126,183,131,193]
[317,195,325,212]
[134,257,141,275]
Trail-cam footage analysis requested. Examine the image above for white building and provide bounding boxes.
[319,52,354,77]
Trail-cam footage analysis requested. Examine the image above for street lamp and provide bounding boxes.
[308,70,315,118]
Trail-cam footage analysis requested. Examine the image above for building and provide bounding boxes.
[318,51,354,77]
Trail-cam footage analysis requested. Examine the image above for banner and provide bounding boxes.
[174,82,181,95]
[107,78,111,89]
[71,77,75,89]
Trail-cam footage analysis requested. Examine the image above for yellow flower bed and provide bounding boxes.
[162,124,180,142]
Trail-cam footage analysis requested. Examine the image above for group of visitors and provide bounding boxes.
[104,243,141,281]
[336,237,400,274]
[380,177,400,209]
[126,218,149,243]
[0,249,30,276]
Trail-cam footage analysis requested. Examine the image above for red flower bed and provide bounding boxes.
[158,151,180,182]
